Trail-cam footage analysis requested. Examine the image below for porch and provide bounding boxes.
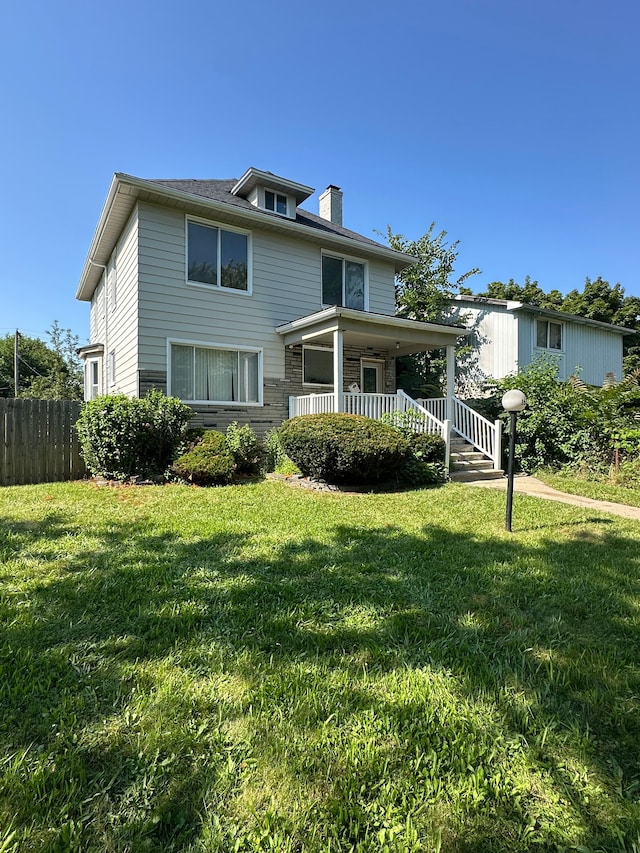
[289,390,503,472]
[277,306,502,473]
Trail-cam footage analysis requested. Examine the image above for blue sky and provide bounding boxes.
[1,0,638,346]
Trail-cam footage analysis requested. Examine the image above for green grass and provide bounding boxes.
[535,469,640,508]
[1,480,640,852]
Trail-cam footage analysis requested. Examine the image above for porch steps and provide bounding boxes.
[449,438,504,483]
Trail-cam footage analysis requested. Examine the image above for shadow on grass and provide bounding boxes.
[1,493,640,851]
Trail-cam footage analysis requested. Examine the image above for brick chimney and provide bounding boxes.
[319,185,343,226]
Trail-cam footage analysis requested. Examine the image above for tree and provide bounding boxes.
[0,322,83,400]
[384,224,480,396]
[477,276,563,309]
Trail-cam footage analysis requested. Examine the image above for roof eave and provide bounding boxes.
[76,174,415,301]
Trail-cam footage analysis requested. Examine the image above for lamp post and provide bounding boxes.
[501,390,527,532]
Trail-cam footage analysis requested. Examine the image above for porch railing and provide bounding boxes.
[419,396,502,470]
[289,390,452,468]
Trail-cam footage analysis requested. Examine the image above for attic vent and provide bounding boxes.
[319,185,343,227]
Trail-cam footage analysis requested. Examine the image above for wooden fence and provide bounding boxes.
[0,399,86,486]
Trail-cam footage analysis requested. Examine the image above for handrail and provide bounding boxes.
[451,398,502,470]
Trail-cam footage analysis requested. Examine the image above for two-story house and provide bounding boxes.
[76,168,467,439]
[448,294,630,390]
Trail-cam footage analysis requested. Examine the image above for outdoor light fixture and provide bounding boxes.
[502,389,527,532]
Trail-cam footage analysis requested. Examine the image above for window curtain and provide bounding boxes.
[195,348,237,401]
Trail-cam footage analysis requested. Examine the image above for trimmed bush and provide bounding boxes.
[76,390,193,480]
[225,422,263,474]
[277,413,409,484]
[172,430,234,485]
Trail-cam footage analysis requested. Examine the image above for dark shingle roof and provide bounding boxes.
[149,178,390,252]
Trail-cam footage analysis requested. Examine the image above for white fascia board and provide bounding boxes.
[76,174,416,302]
[276,306,469,338]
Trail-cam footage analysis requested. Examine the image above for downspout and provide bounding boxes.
[88,259,108,397]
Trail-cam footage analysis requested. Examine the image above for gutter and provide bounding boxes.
[76,173,417,301]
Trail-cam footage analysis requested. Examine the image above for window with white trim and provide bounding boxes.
[187,219,250,291]
[322,254,366,310]
[264,190,288,216]
[170,343,261,404]
[86,358,101,400]
[108,351,116,387]
[303,346,333,385]
[536,319,562,350]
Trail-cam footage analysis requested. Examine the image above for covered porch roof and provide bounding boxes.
[275,307,469,356]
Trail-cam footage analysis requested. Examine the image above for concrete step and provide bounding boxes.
[449,437,503,482]
[449,468,504,483]
[451,450,486,463]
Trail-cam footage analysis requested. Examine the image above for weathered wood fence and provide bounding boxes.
[0,399,86,486]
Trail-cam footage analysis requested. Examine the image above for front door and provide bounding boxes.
[361,359,384,393]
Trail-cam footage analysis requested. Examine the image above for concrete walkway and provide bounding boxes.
[468,475,640,521]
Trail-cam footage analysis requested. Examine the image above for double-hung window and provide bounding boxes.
[536,319,562,350]
[322,254,366,310]
[187,219,250,292]
[170,342,261,404]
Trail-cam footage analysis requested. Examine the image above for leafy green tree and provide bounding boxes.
[0,322,83,399]
[478,276,563,309]
[0,333,62,397]
[19,322,83,400]
[384,223,480,397]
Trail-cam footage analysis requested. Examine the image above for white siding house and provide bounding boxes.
[76,168,466,436]
[449,295,630,390]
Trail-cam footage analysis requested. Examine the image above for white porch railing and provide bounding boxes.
[419,396,502,471]
[289,390,452,468]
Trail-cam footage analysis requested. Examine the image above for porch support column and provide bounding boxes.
[445,344,456,421]
[333,328,344,413]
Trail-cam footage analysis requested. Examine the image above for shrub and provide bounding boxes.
[171,430,234,485]
[380,412,447,486]
[76,390,192,480]
[225,422,262,474]
[611,457,640,488]
[263,428,300,475]
[277,413,409,484]
[497,357,595,473]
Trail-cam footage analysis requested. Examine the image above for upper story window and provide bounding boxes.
[536,319,562,350]
[187,219,250,292]
[264,190,288,216]
[322,254,366,311]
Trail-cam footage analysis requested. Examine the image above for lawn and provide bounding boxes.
[1,480,639,852]
[535,470,640,509]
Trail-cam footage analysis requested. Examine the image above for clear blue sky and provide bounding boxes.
[1,0,638,346]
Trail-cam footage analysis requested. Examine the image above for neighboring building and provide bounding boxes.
[449,295,631,390]
[76,168,466,436]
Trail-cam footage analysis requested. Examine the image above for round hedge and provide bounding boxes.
[277,413,409,484]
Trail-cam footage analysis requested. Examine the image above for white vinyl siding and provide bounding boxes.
[452,299,625,388]
[87,208,139,397]
[136,203,399,382]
